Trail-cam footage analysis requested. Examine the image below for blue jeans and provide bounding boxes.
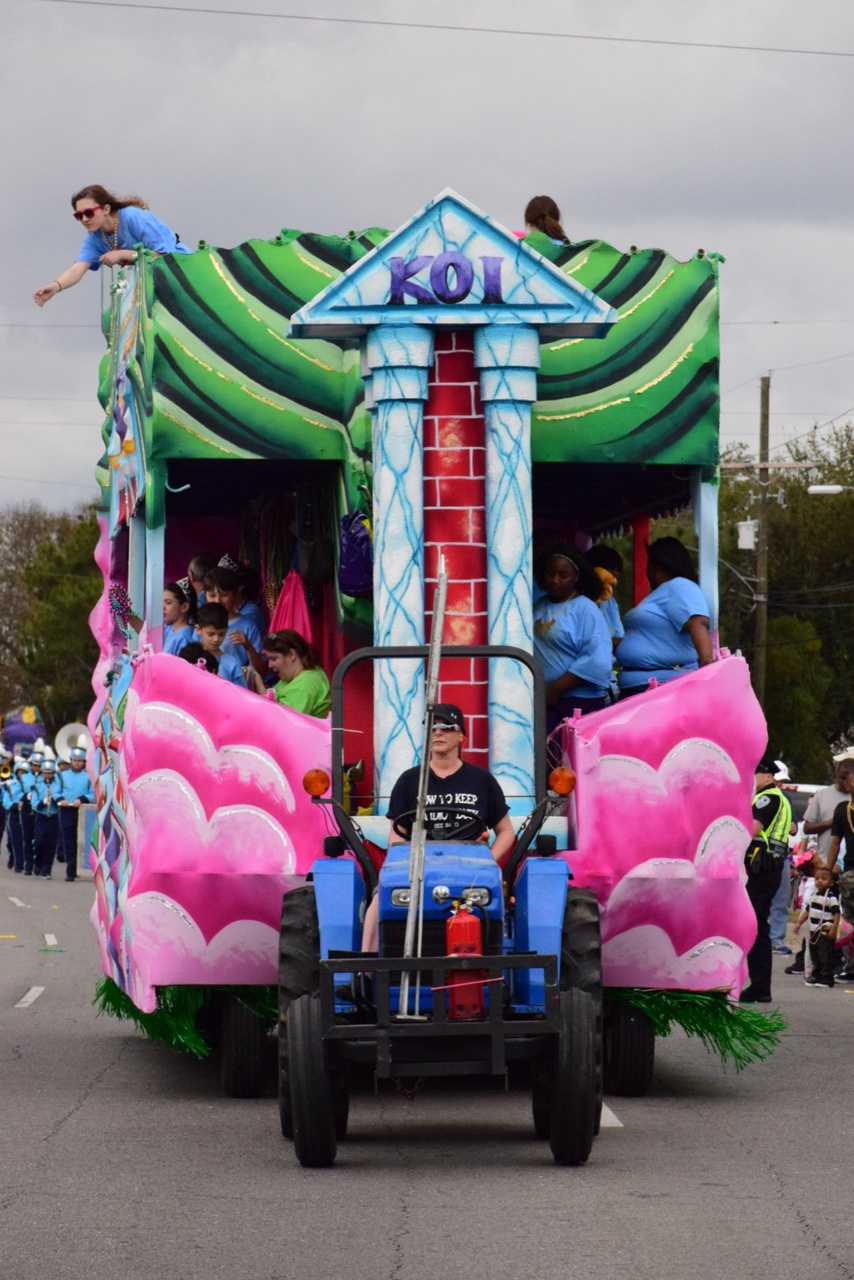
[769,856,792,947]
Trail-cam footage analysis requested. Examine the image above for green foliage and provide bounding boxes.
[764,617,833,777]
[0,505,71,713]
[612,988,785,1070]
[14,508,101,732]
[94,979,278,1058]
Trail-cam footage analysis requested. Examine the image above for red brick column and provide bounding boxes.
[423,331,489,769]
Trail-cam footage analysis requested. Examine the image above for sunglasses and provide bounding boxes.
[432,723,460,734]
[73,205,103,222]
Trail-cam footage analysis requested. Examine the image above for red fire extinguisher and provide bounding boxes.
[445,902,486,1021]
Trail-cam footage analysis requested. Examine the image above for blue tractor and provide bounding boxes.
[277,645,603,1167]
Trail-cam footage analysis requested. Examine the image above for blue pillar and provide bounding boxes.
[691,470,720,633]
[364,326,434,806]
[474,325,540,812]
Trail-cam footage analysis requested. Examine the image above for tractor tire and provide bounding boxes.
[287,993,337,1168]
[279,885,321,1011]
[560,888,602,999]
[604,1001,655,1097]
[560,888,603,1133]
[531,1065,551,1139]
[218,995,269,1098]
[278,884,321,1140]
[549,988,597,1166]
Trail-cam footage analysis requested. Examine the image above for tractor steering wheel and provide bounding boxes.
[391,806,486,843]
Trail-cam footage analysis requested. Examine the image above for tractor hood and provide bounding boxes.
[379,843,503,925]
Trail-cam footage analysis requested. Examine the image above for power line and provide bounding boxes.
[0,473,98,489]
[37,2,854,59]
[769,404,854,454]
[0,322,102,330]
[722,321,854,327]
[770,348,854,374]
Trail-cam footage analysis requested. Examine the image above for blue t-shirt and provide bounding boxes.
[238,600,267,637]
[599,595,624,641]
[217,649,247,687]
[77,206,190,271]
[62,769,95,804]
[617,577,710,689]
[533,594,613,699]
[164,623,195,657]
[225,613,264,667]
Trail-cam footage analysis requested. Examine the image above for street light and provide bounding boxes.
[807,484,854,495]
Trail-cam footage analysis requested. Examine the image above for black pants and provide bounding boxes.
[21,807,35,873]
[59,807,79,880]
[745,862,783,998]
[33,814,59,877]
[8,808,24,872]
[809,932,836,984]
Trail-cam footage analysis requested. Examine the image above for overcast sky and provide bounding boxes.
[2,0,853,510]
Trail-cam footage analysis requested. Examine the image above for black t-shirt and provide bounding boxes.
[387,761,509,841]
[831,800,854,863]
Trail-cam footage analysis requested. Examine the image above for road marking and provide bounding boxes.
[15,986,45,1009]
[44,933,59,948]
[8,896,30,909]
[600,1104,623,1128]
[0,934,17,940]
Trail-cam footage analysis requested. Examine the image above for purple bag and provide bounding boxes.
[338,512,372,598]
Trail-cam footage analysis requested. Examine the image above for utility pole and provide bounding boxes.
[753,374,770,706]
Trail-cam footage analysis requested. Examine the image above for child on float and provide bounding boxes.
[31,756,63,879]
[179,642,219,674]
[188,553,218,609]
[162,581,195,656]
[794,862,840,988]
[195,604,246,686]
[204,565,265,671]
[247,630,330,718]
[58,747,95,882]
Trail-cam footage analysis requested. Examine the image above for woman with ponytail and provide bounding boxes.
[34,183,189,307]
[524,194,571,245]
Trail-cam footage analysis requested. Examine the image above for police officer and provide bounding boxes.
[740,757,793,1003]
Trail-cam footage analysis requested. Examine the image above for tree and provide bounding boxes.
[763,616,833,777]
[0,505,69,712]
[14,508,102,733]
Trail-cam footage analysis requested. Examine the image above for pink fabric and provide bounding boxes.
[269,570,313,643]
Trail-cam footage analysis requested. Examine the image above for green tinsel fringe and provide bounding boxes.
[93,979,277,1059]
[610,988,785,1071]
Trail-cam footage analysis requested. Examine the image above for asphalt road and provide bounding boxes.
[2,861,853,1280]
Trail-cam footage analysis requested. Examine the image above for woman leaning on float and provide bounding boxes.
[33,183,189,308]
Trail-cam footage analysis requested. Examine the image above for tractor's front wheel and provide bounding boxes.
[219,995,269,1098]
[604,1001,655,1097]
[287,993,338,1168]
[548,988,597,1166]
[278,885,321,1140]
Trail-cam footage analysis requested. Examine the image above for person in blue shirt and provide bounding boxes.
[533,545,613,733]
[196,603,247,687]
[33,183,189,308]
[616,537,714,696]
[19,756,39,875]
[59,748,95,882]
[163,581,196,657]
[32,758,64,878]
[588,545,625,646]
[204,566,265,672]
[7,761,30,874]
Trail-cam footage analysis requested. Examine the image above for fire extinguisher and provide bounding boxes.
[445,902,486,1021]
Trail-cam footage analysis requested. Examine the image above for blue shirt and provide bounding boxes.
[599,595,624,641]
[238,600,267,638]
[62,769,95,804]
[32,776,63,816]
[217,649,247,687]
[225,612,264,667]
[164,623,195,657]
[533,594,613,699]
[77,206,190,271]
[617,577,710,689]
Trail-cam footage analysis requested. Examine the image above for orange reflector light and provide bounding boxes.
[548,766,576,796]
[302,768,331,798]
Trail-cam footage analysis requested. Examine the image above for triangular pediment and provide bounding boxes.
[289,189,616,339]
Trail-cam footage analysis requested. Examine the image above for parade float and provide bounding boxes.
[88,190,781,1095]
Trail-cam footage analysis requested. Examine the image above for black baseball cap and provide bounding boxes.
[432,704,465,734]
[756,757,777,775]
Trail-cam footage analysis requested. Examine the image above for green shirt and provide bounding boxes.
[273,668,331,719]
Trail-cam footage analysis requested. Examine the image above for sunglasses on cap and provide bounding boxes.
[73,205,103,222]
